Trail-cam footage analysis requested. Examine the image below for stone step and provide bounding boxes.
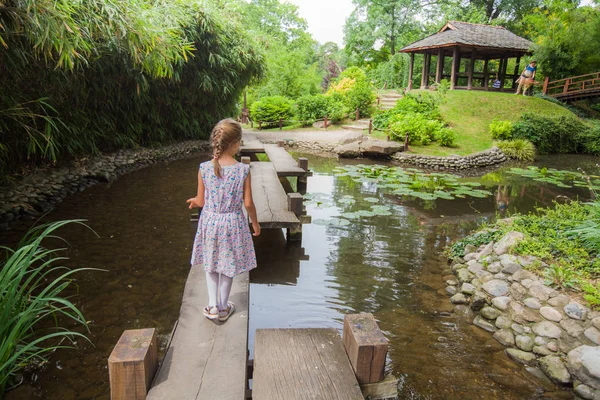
[341,125,367,132]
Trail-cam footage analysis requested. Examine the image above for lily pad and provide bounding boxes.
[364,197,379,203]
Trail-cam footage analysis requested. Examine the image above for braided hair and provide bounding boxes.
[211,118,242,178]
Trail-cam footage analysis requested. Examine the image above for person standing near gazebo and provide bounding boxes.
[515,60,537,95]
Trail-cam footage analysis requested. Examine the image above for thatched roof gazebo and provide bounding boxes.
[400,21,533,91]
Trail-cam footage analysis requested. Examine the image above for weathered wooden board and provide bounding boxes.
[147,263,249,400]
[240,134,264,155]
[263,144,306,177]
[343,313,388,384]
[252,328,364,400]
[250,162,300,229]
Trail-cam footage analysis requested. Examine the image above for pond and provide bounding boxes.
[2,153,598,400]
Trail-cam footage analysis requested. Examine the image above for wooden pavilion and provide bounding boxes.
[400,21,533,91]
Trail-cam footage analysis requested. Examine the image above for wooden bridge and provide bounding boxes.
[107,136,397,400]
[543,72,600,101]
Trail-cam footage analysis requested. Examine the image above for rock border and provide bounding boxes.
[0,140,210,231]
[393,147,507,170]
[446,230,600,397]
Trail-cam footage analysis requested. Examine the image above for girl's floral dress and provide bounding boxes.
[191,161,257,277]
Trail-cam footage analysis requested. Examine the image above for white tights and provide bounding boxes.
[205,271,233,311]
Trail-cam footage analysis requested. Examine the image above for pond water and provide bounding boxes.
[2,153,598,400]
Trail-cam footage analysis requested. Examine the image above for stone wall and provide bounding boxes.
[264,139,338,154]
[0,140,210,231]
[393,147,507,170]
[446,231,600,397]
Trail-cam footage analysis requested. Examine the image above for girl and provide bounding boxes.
[186,119,260,322]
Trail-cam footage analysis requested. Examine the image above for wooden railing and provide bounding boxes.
[543,72,600,99]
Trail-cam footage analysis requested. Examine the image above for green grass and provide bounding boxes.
[406,90,577,156]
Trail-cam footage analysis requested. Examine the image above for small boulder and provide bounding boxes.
[567,345,600,390]
[496,315,512,329]
[494,231,524,255]
[564,302,588,320]
[461,282,476,295]
[584,327,600,345]
[539,356,572,385]
[477,242,494,260]
[506,348,537,366]
[494,329,515,346]
[548,294,571,308]
[529,284,555,302]
[450,293,469,304]
[473,315,497,333]
[470,291,488,312]
[481,306,501,320]
[540,306,562,322]
[523,297,542,310]
[335,142,361,158]
[516,335,534,352]
[482,279,510,297]
[532,321,562,339]
[560,319,585,337]
[492,296,511,311]
[445,286,458,296]
[487,261,503,274]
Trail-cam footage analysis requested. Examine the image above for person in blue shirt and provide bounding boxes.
[515,60,537,95]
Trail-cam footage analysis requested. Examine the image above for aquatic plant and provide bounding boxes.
[497,139,536,161]
[0,221,94,393]
[507,166,600,190]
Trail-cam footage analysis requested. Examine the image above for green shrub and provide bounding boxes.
[512,113,587,154]
[250,96,294,127]
[578,122,600,155]
[295,95,346,126]
[366,53,410,89]
[372,110,392,130]
[390,92,442,120]
[327,67,376,117]
[497,139,536,161]
[389,113,445,145]
[436,128,457,147]
[437,79,451,95]
[489,120,514,140]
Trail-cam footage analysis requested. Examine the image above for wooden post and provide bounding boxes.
[543,76,549,95]
[277,140,285,147]
[342,314,388,384]
[242,91,248,124]
[450,46,459,90]
[258,121,262,130]
[250,120,253,128]
[407,53,414,90]
[512,56,521,89]
[420,53,428,89]
[467,48,476,90]
[483,58,489,90]
[386,135,390,142]
[563,78,570,93]
[241,156,251,165]
[108,328,158,400]
[435,49,444,83]
[500,57,508,89]
[279,119,283,130]
[323,116,328,129]
[404,133,409,151]
[286,193,303,241]
[355,108,359,121]
[368,120,372,135]
[297,158,308,194]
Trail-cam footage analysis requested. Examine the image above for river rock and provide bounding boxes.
[565,302,587,320]
[461,282,476,295]
[574,383,598,400]
[481,306,501,320]
[539,356,572,385]
[500,259,522,275]
[533,345,552,356]
[516,335,535,351]
[523,297,542,309]
[559,335,583,354]
[470,291,488,312]
[483,279,510,297]
[446,278,458,286]
[494,329,515,346]
[493,231,524,255]
[496,315,512,329]
[454,305,474,320]
[512,323,526,334]
[361,140,404,158]
[464,253,478,262]
[548,294,571,308]
[450,293,469,304]
[567,346,600,389]
[534,336,546,346]
[456,268,474,283]
[509,282,527,301]
[446,286,458,296]
[592,317,600,330]
[540,306,562,322]
[529,284,555,302]
[509,301,542,324]
[584,327,600,345]
[473,315,497,333]
[532,321,562,339]
[335,142,361,158]
[560,319,585,337]
[511,269,537,282]
[477,242,494,260]
[463,244,477,255]
[492,296,511,311]
[506,348,537,366]
[547,341,558,352]
[487,261,503,274]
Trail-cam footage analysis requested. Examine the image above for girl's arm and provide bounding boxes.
[243,171,261,236]
[186,170,205,209]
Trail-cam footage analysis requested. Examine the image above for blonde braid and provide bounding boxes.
[211,127,224,178]
[210,119,243,179]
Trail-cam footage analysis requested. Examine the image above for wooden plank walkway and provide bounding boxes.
[252,329,364,400]
[263,144,306,177]
[240,133,264,155]
[147,263,249,400]
[250,162,300,229]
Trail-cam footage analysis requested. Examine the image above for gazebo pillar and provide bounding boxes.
[421,53,431,89]
[435,49,444,83]
[407,53,414,90]
[467,48,476,90]
[499,56,508,89]
[483,58,489,90]
[450,46,459,90]
[512,56,521,88]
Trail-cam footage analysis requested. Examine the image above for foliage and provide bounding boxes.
[0,0,264,175]
[450,230,503,259]
[497,139,536,161]
[366,53,411,89]
[250,96,294,127]
[435,128,457,147]
[295,95,346,125]
[512,113,588,154]
[507,166,600,190]
[544,263,580,290]
[327,67,376,117]
[489,120,514,140]
[0,220,94,393]
[578,122,600,156]
[389,114,445,145]
[567,199,600,256]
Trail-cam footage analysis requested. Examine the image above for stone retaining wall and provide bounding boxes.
[446,231,600,398]
[0,140,210,231]
[263,139,337,154]
[393,147,507,170]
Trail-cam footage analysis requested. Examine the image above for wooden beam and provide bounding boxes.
[342,314,388,384]
[467,48,476,90]
[512,56,521,89]
[450,46,459,90]
[407,53,414,90]
[435,48,444,83]
[483,58,489,90]
[109,328,158,400]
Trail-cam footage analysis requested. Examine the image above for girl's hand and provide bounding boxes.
[186,197,201,209]
[252,221,261,236]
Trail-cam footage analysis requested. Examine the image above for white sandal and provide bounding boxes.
[203,306,219,320]
[218,302,235,322]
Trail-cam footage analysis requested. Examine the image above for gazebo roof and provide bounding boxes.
[400,21,533,53]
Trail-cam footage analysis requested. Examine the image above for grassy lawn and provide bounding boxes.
[243,122,345,132]
[404,90,577,156]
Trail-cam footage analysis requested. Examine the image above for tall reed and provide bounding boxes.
[0,220,94,394]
